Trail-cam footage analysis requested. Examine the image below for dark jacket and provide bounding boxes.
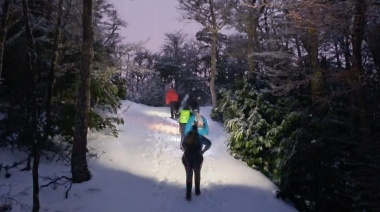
[180,93,199,112]
[187,94,199,111]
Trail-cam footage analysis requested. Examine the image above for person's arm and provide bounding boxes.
[180,94,189,108]
[203,116,209,135]
[180,136,186,151]
[184,116,194,135]
[200,136,211,154]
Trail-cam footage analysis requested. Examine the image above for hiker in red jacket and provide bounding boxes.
[165,87,179,119]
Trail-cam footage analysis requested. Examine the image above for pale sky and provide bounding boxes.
[109,0,202,52]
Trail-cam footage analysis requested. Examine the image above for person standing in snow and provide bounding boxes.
[165,87,179,119]
[181,109,211,201]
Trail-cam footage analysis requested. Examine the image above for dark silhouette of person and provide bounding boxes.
[181,124,211,201]
[187,94,199,112]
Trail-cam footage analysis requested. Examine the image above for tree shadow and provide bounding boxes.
[22,163,298,212]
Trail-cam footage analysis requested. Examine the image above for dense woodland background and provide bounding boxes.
[0,0,379,211]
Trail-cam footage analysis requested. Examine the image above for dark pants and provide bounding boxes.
[182,152,203,196]
[182,154,203,181]
[169,101,179,118]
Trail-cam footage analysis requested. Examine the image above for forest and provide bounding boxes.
[0,0,379,211]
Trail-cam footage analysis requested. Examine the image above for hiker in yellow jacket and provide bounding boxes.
[178,104,191,143]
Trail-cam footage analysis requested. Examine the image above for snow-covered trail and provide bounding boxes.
[84,101,297,212]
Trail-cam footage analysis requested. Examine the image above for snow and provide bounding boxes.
[0,100,297,212]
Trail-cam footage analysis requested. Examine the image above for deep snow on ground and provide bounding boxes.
[0,100,297,212]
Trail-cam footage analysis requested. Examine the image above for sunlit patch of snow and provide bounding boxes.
[143,109,170,118]
[147,123,180,135]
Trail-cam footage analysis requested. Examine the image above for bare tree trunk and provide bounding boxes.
[0,0,10,82]
[22,0,39,211]
[295,38,302,61]
[334,41,342,69]
[247,19,255,78]
[308,27,323,104]
[343,35,351,70]
[351,0,370,142]
[246,0,265,79]
[366,25,380,79]
[71,0,92,183]
[42,0,64,145]
[208,0,217,108]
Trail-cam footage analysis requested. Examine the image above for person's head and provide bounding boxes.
[185,126,198,145]
[193,109,200,116]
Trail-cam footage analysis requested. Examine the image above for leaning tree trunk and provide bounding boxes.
[71,0,93,183]
[208,0,217,108]
[42,0,64,144]
[0,0,10,82]
[22,0,39,211]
